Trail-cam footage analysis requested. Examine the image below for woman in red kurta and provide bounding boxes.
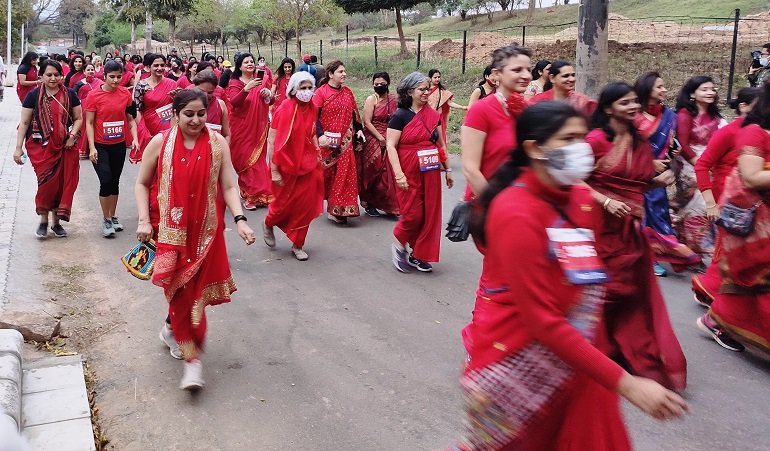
[192,70,231,143]
[691,87,761,306]
[426,68,467,146]
[264,72,324,261]
[387,72,453,273]
[586,82,687,391]
[13,60,83,239]
[458,102,686,450]
[462,45,531,202]
[270,57,295,111]
[135,89,256,391]
[697,88,770,355]
[16,52,39,103]
[63,54,86,89]
[226,52,274,209]
[359,71,399,216]
[313,60,363,222]
[530,61,596,118]
[133,54,178,158]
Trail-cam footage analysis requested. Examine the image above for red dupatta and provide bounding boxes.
[226,77,272,173]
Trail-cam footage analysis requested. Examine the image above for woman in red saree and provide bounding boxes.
[586,82,687,391]
[457,102,686,450]
[135,89,255,391]
[176,61,198,89]
[16,52,39,103]
[74,63,103,159]
[530,61,597,118]
[462,45,531,202]
[133,53,179,159]
[263,72,324,261]
[270,57,295,111]
[691,87,761,307]
[13,60,83,239]
[192,70,231,143]
[226,52,274,209]
[63,54,85,89]
[359,71,399,217]
[696,86,770,355]
[426,68,467,146]
[386,72,453,273]
[313,60,363,223]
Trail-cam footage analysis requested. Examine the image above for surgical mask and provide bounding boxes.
[373,85,389,95]
[538,142,595,186]
[761,57,769,67]
[295,89,314,103]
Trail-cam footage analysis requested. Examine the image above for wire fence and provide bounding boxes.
[143,9,769,102]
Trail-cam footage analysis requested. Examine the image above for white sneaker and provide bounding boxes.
[159,323,183,360]
[180,359,204,391]
[292,247,309,261]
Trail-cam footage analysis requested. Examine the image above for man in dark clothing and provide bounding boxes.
[310,55,325,84]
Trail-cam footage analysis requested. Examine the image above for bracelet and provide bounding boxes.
[395,174,406,180]
[233,215,247,224]
[705,203,717,208]
[603,198,612,209]
[442,168,453,173]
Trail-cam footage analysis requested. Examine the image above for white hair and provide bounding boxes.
[286,71,316,98]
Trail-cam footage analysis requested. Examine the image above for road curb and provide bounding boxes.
[0,328,23,430]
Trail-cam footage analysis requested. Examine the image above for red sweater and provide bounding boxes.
[694,117,742,201]
[462,170,625,390]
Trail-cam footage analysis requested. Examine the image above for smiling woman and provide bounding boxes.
[530,60,597,118]
[133,53,179,157]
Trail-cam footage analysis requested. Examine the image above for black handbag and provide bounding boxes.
[445,201,471,242]
[716,200,762,237]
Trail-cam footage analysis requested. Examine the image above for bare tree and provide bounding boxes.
[576,0,608,98]
[526,0,536,22]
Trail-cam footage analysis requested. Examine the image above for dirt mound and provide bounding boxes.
[427,38,464,57]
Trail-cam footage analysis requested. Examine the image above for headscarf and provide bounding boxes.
[286,71,315,98]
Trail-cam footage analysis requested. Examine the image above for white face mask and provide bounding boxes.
[538,142,595,186]
[295,89,314,103]
[760,57,769,67]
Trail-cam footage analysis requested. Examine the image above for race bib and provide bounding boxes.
[546,228,608,285]
[102,120,125,140]
[323,131,341,147]
[417,148,441,172]
[156,104,173,124]
[206,123,222,132]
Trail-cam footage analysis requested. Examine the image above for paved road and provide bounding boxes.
[3,95,769,450]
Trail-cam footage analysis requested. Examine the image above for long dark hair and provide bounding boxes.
[276,57,295,80]
[543,60,572,92]
[470,102,584,245]
[372,71,390,84]
[675,75,721,118]
[477,65,493,88]
[318,60,344,86]
[103,60,123,75]
[185,61,199,81]
[218,68,232,89]
[64,55,86,86]
[729,87,761,111]
[531,59,551,81]
[590,81,640,145]
[20,51,38,67]
[743,82,770,130]
[233,52,254,80]
[38,59,63,77]
[428,68,444,90]
[633,71,662,108]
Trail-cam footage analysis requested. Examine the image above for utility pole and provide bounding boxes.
[6,0,11,65]
[144,9,153,54]
[20,22,24,58]
[576,0,608,99]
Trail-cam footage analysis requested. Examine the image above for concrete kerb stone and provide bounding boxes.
[0,329,23,430]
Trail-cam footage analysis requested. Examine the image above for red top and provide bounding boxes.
[462,94,515,200]
[176,76,193,89]
[530,89,597,118]
[694,117,743,201]
[735,123,770,161]
[16,65,38,103]
[462,170,624,390]
[84,86,134,145]
[675,109,721,161]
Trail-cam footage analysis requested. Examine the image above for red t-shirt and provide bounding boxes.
[84,86,134,145]
[694,117,742,200]
[735,123,770,161]
[462,94,515,200]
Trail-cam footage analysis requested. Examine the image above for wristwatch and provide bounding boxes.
[233,215,247,224]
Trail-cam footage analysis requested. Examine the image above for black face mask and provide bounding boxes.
[373,85,389,95]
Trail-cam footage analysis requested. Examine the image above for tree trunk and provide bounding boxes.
[395,8,407,56]
[144,8,153,54]
[169,16,176,47]
[576,0,608,98]
[526,0,536,22]
[295,13,302,55]
[130,21,136,52]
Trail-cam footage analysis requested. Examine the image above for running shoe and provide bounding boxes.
[697,313,745,352]
[327,213,347,225]
[102,219,116,238]
[407,254,433,272]
[292,247,309,261]
[159,323,183,360]
[35,223,48,239]
[391,244,412,273]
[180,359,204,391]
[243,200,258,211]
[111,217,124,232]
[654,263,667,277]
[364,206,381,217]
[51,224,67,238]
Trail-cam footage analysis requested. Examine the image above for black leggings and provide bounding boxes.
[92,142,126,197]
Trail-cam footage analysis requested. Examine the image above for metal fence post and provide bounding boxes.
[374,36,379,67]
[416,33,421,69]
[270,40,274,63]
[521,26,526,46]
[320,40,323,65]
[726,8,740,102]
[248,42,251,54]
[462,30,467,74]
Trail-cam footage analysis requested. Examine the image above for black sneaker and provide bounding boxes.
[364,206,381,217]
[111,217,124,232]
[391,244,412,273]
[697,313,745,352]
[51,224,67,238]
[407,254,433,272]
[35,223,48,239]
